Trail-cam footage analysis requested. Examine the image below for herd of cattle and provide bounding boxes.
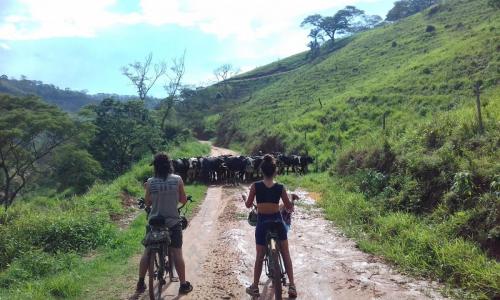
[171,153,314,184]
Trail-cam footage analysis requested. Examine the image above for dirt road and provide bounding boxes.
[130,145,445,300]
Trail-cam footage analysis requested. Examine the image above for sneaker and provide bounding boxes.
[179,281,193,294]
[288,284,297,298]
[246,284,260,297]
[135,281,146,294]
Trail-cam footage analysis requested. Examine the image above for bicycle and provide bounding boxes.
[248,205,287,300]
[138,195,192,300]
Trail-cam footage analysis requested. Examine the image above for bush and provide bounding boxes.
[336,140,395,175]
[358,169,388,198]
[426,25,436,33]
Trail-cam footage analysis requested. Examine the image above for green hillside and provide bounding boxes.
[182,0,498,162]
[178,0,500,298]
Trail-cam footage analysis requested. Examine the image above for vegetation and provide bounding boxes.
[0,95,77,208]
[175,0,499,297]
[0,75,140,112]
[0,141,209,299]
[85,98,161,179]
[386,0,439,21]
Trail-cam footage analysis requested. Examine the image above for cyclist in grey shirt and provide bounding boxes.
[136,152,193,295]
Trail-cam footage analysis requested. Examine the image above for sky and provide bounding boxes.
[0,0,395,97]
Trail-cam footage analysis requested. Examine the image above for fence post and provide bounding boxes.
[473,80,484,133]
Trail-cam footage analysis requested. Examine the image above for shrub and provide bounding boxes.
[358,169,388,198]
[426,25,436,32]
[336,140,395,175]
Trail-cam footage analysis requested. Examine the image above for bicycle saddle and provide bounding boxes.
[149,215,166,226]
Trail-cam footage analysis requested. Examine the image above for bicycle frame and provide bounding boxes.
[264,232,287,284]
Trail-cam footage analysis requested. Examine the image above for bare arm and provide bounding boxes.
[178,178,187,204]
[144,181,152,207]
[281,187,294,212]
[245,183,256,208]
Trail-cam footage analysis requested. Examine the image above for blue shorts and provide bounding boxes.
[255,212,287,246]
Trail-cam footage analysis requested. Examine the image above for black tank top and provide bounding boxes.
[255,181,283,204]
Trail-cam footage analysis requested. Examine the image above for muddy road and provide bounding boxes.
[129,145,445,300]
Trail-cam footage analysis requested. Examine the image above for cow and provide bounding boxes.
[172,158,189,181]
[186,157,201,183]
[299,155,314,174]
[224,155,248,185]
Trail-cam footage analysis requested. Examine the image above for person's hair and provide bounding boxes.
[260,154,277,178]
[153,152,172,179]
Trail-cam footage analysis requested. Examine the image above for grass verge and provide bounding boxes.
[279,173,500,300]
[0,141,209,300]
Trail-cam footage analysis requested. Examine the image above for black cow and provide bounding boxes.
[172,158,189,181]
[299,155,314,174]
[224,155,248,184]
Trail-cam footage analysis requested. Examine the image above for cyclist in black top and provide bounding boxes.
[242,154,297,298]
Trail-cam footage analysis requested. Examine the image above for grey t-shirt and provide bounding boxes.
[147,174,182,227]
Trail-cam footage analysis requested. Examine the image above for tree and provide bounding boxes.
[51,145,102,194]
[386,0,438,21]
[306,28,323,59]
[213,64,239,82]
[489,0,500,9]
[213,64,239,99]
[87,99,160,178]
[160,51,186,131]
[121,52,167,102]
[0,95,75,209]
[351,15,383,32]
[301,6,365,45]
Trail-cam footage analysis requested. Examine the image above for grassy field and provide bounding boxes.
[0,141,210,300]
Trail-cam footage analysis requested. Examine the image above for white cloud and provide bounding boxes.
[0,42,11,50]
[0,0,378,40]
[0,0,380,63]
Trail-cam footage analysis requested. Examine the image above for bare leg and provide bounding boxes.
[279,240,294,286]
[139,248,149,278]
[170,247,186,284]
[253,245,266,286]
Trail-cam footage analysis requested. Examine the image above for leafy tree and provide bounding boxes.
[386,0,438,21]
[121,52,167,103]
[0,95,75,209]
[301,6,365,45]
[306,28,323,59]
[87,99,160,178]
[488,0,500,9]
[51,145,102,194]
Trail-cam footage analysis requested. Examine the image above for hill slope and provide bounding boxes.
[0,77,140,112]
[180,0,498,165]
[178,1,500,297]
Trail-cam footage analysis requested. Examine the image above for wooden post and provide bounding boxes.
[382,111,388,132]
[473,81,483,133]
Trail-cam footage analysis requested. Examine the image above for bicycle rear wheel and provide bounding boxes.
[269,240,283,300]
[148,249,157,300]
[157,247,165,299]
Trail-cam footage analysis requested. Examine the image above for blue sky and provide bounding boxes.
[0,0,394,97]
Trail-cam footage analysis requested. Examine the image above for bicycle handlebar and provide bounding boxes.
[137,195,193,214]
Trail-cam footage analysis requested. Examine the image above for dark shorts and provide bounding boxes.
[145,223,183,248]
[255,212,287,246]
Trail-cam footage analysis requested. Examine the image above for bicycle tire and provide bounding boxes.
[270,239,283,300]
[148,249,156,300]
[157,247,165,299]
